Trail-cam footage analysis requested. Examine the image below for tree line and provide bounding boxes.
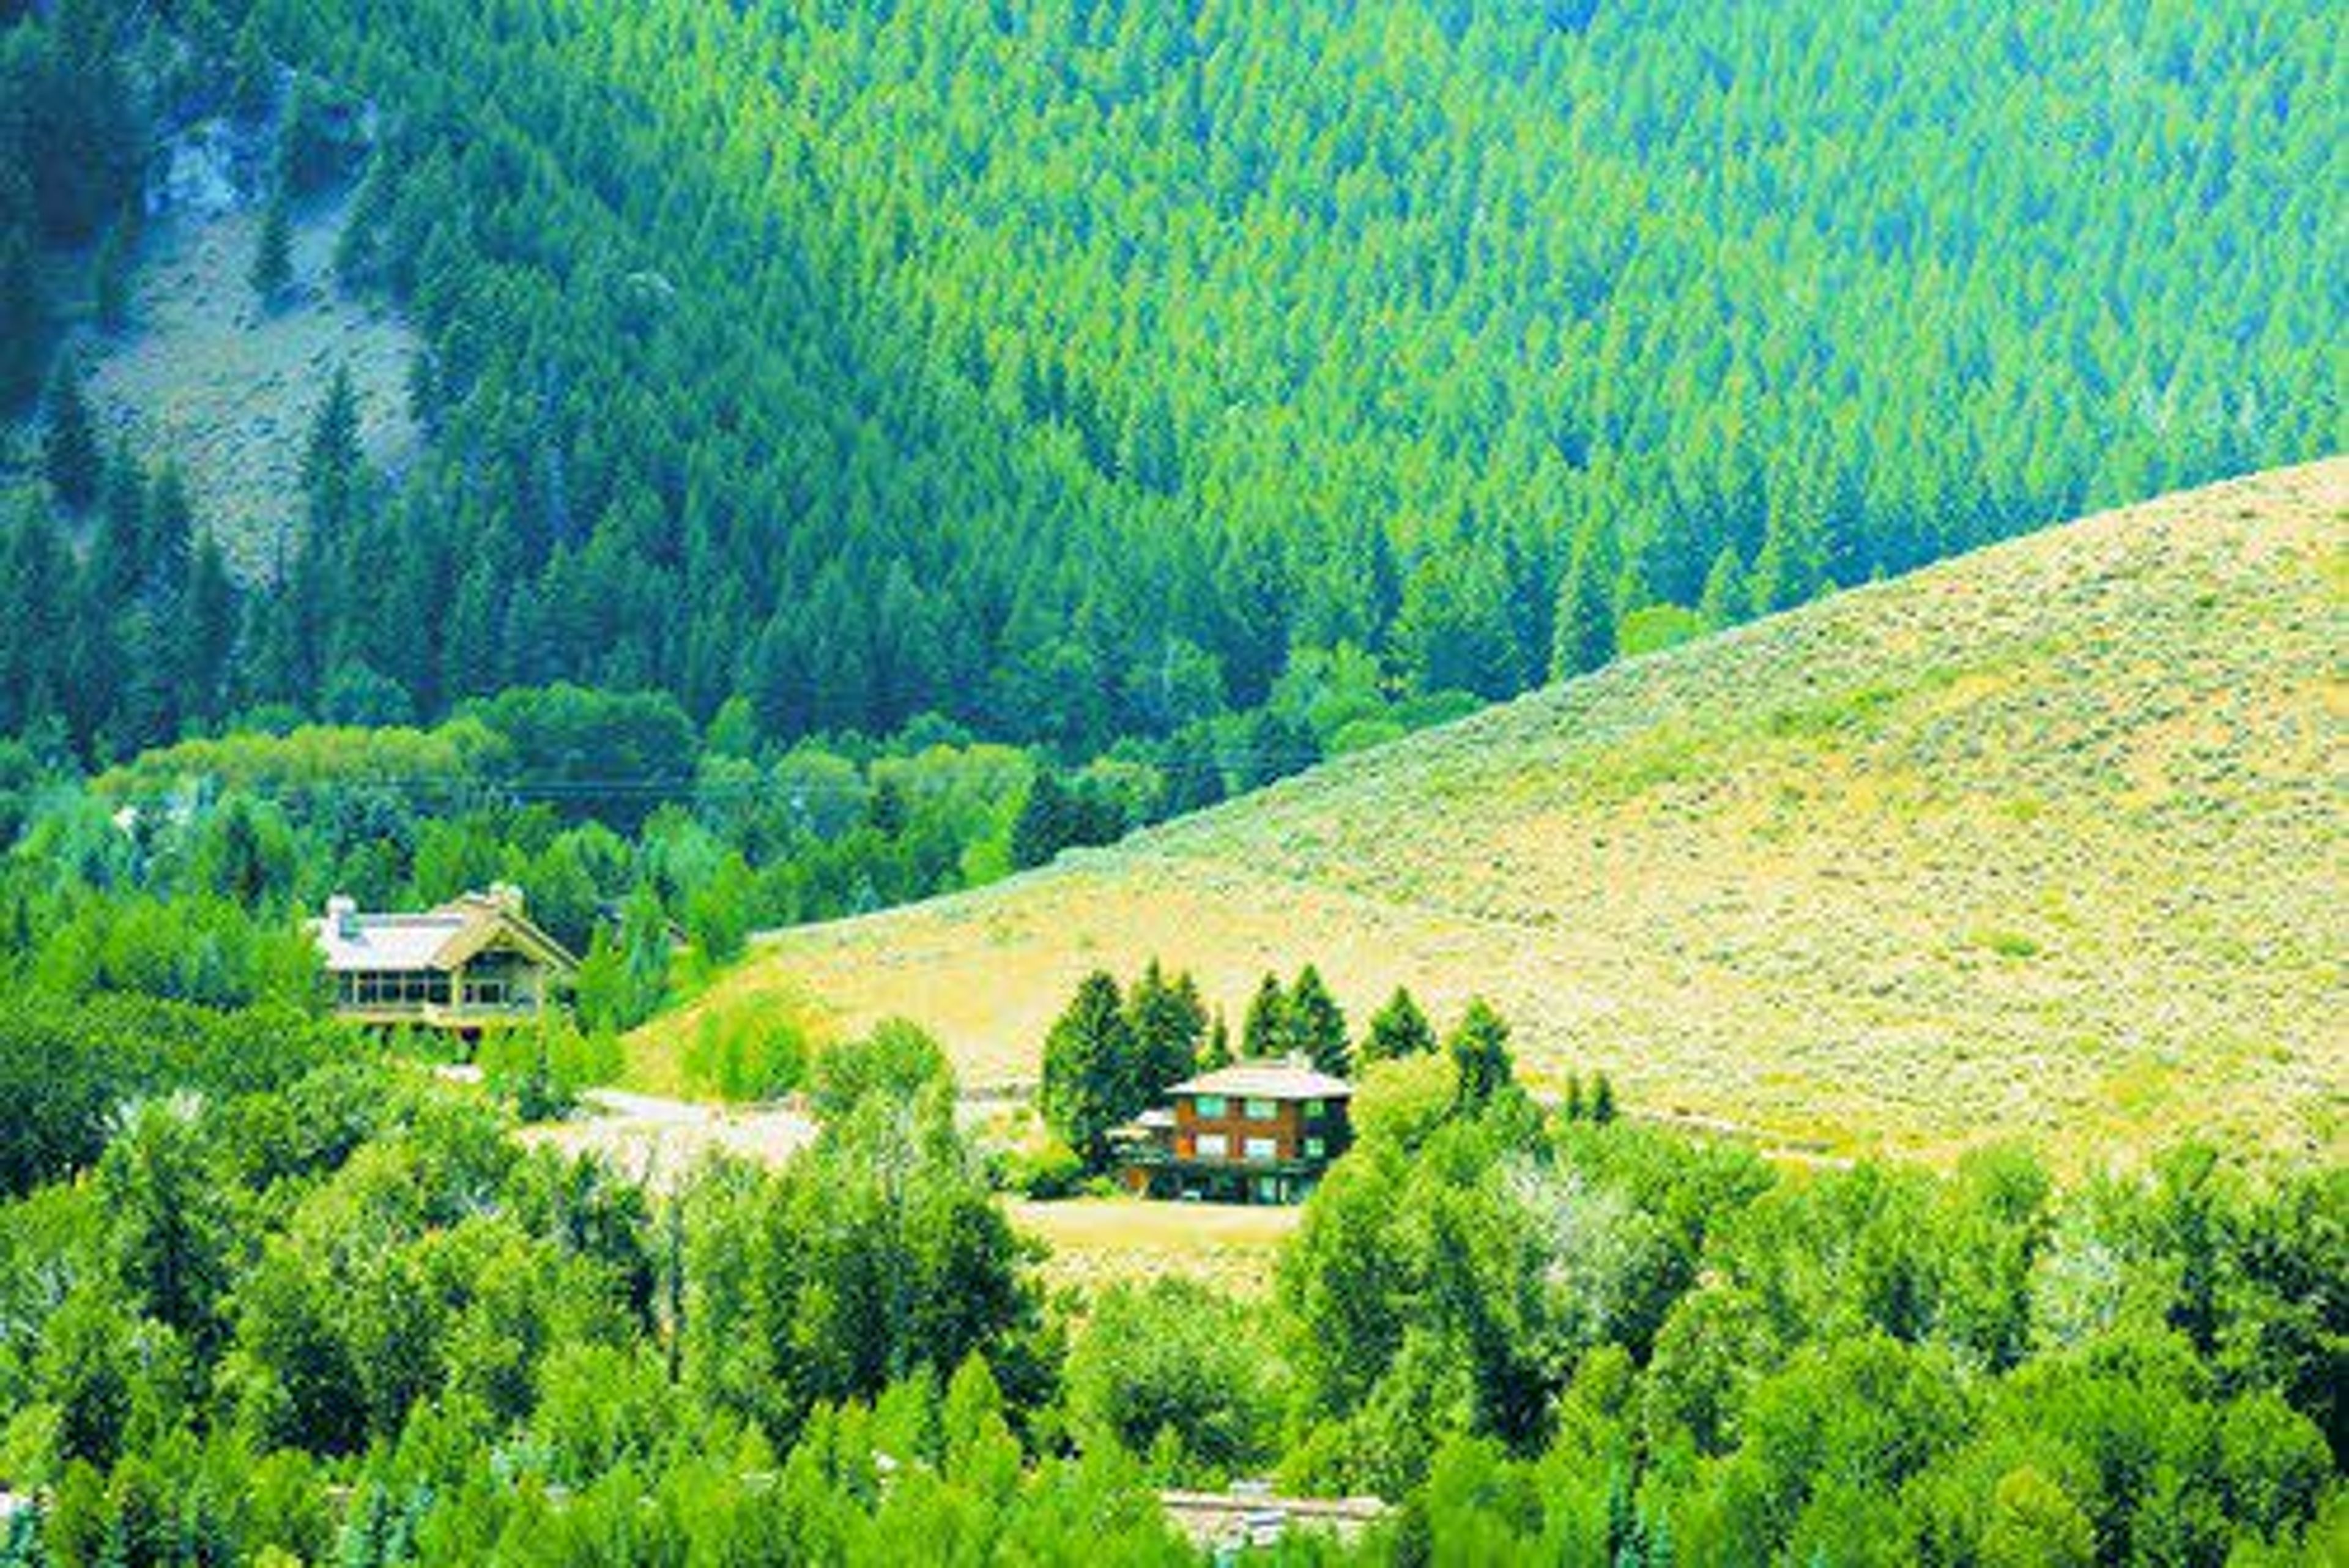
[1037,959,1619,1178]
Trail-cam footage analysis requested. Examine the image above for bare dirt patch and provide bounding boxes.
[64,185,418,577]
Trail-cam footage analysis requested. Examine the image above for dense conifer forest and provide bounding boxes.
[2,0,2341,762]
[0,1,2341,1560]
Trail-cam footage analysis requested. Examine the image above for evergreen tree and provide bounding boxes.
[1590,1072,1618,1124]
[1160,723,1226,816]
[92,444,146,602]
[1040,970,1135,1168]
[1551,537,1616,680]
[1698,544,1745,628]
[1126,960,1206,1102]
[864,776,908,838]
[300,365,362,541]
[1240,972,1287,1060]
[0,218,42,409]
[1010,770,1069,870]
[145,465,195,595]
[93,219,132,333]
[42,354,102,511]
[180,535,237,723]
[1199,1008,1233,1071]
[1361,986,1436,1064]
[250,187,293,307]
[335,150,392,288]
[1447,998,1515,1109]
[230,15,275,121]
[1286,964,1350,1077]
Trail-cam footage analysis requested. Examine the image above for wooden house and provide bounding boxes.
[1113,1058,1354,1205]
[311,885,577,1036]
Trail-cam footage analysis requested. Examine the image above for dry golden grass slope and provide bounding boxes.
[646,461,2348,1169]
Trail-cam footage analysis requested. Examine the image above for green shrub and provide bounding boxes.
[682,1008,808,1104]
[998,1134,1086,1199]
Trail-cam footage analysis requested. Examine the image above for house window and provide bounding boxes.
[1243,1098,1277,1121]
[1304,1098,1325,1117]
[1193,1094,1226,1119]
[1195,1133,1230,1160]
[1244,1137,1277,1162]
[1305,1137,1326,1159]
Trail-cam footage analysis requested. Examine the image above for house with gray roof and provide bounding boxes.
[311,885,577,1036]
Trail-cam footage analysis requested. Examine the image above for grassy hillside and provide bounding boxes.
[644,461,2347,1167]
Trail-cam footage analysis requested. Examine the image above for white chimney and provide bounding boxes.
[327,895,360,939]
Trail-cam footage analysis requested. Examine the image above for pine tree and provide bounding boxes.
[1160,723,1227,816]
[1361,986,1436,1064]
[42,354,102,511]
[1287,964,1350,1077]
[1011,770,1070,869]
[301,365,362,541]
[1241,972,1287,1060]
[1550,537,1615,680]
[180,535,237,724]
[1041,970,1135,1169]
[1199,1008,1233,1071]
[1590,1072,1618,1124]
[250,187,293,307]
[1698,543,1745,628]
[0,219,42,409]
[1126,960,1206,1102]
[93,220,132,332]
[146,465,195,593]
[230,15,275,121]
[866,776,909,838]
[93,444,146,602]
[1447,998,1514,1110]
[335,151,392,289]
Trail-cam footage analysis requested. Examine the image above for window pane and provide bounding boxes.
[1195,1134,1229,1159]
[1194,1095,1226,1118]
[1244,1098,1277,1120]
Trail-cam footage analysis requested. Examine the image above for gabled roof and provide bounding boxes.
[1167,1059,1353,1101]
[310,891,578,976]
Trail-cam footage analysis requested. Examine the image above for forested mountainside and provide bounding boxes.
[3,0,2342,764]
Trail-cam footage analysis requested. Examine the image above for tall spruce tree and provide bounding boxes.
[300,365,362,543]
[1126,960,1206,1102]
[1041,970,1135,1169]
[42,354,102,511]
[1010,770,1070,870]
[1287,964,1351,1077]
[1550,537,1616,680]
[1362,986,1437,1064]
[1241,972,1287,1060]
[1200,1008,1233,1071]
[0,220,41,408]
[250,186,293,307]
[93,220,132,332]
[1447,998,1515,1110]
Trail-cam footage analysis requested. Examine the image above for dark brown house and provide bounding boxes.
[1113,1058,1354,1205]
